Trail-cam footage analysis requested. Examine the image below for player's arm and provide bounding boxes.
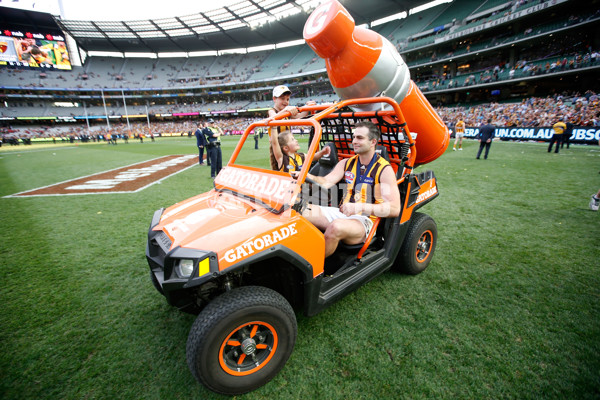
[306,159,346,189]
[267,118,284,170]
[313,145,331,161]
[296,100,316,118]
[267,108,280,139]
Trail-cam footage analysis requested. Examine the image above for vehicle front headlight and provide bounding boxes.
[176,259,195,278]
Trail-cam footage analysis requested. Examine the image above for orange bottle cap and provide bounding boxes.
[303,0,354,59]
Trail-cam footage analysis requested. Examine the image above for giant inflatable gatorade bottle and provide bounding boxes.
[303,0,449,165]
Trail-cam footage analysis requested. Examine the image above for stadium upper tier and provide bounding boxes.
[0,43,328,90]
[0,92,342,118]
[0,0,597,116]
[1,0,587,90]
[51,0,434,54]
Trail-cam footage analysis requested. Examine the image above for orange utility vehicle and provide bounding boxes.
[146,97,444,395]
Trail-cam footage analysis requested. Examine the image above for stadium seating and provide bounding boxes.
[206,52,267,83]
[120,57,157,87]
[390,4,447,45]
[475,0,512,14]
[80,56,126,88]
[248,46,303,81]
[0,0,597,127]
[284,45,325,74]
[424,0,481,30]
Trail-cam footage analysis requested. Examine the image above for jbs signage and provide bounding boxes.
[463,127,600,144]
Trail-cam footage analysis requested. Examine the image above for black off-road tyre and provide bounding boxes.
[186,286,297,395]
[393,212,437,275]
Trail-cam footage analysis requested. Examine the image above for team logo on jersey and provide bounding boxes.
[345,171,355,183]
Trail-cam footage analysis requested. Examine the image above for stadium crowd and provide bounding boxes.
[0,117,264,143]
[2,92,599,145]
[436,91,599,128]
[418,48,599,92]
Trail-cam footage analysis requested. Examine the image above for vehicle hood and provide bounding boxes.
[155,190,287,255]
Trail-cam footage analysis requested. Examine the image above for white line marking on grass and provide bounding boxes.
[0,146,77,155]
[3,155,197,198]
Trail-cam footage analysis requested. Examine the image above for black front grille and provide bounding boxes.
[147,230,171,270]
[155,231,172,253]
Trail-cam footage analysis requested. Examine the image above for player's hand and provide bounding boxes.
[340,202,359,217]
[287,106,298,117]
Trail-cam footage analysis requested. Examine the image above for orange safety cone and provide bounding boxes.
[303,0,449,165]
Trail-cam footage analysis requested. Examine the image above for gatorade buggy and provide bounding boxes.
[146,96,448,395]
[145,0,449,395]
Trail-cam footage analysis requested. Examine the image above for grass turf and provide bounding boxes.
[0,136,599,399]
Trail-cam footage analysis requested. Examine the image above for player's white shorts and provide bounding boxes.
[455,132,464,138]
[319,206,374,239]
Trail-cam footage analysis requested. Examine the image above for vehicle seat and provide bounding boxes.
[375,145,390,162]
[309,142,338,177]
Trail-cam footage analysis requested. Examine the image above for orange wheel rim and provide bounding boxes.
[218,321,279,376]
[415,230,433,263]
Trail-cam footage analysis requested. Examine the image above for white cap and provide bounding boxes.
[273,85,291,98]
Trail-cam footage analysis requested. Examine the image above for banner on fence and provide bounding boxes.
[463,126,600,144]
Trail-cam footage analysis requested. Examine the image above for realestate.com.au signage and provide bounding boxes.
[463,127,600,144]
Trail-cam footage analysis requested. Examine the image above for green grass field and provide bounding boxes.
[1,136,599,399]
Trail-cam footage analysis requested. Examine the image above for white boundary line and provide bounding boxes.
[4,155,197,198]
[0,146,77,155]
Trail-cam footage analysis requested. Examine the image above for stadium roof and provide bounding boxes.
[47,0,432,54]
